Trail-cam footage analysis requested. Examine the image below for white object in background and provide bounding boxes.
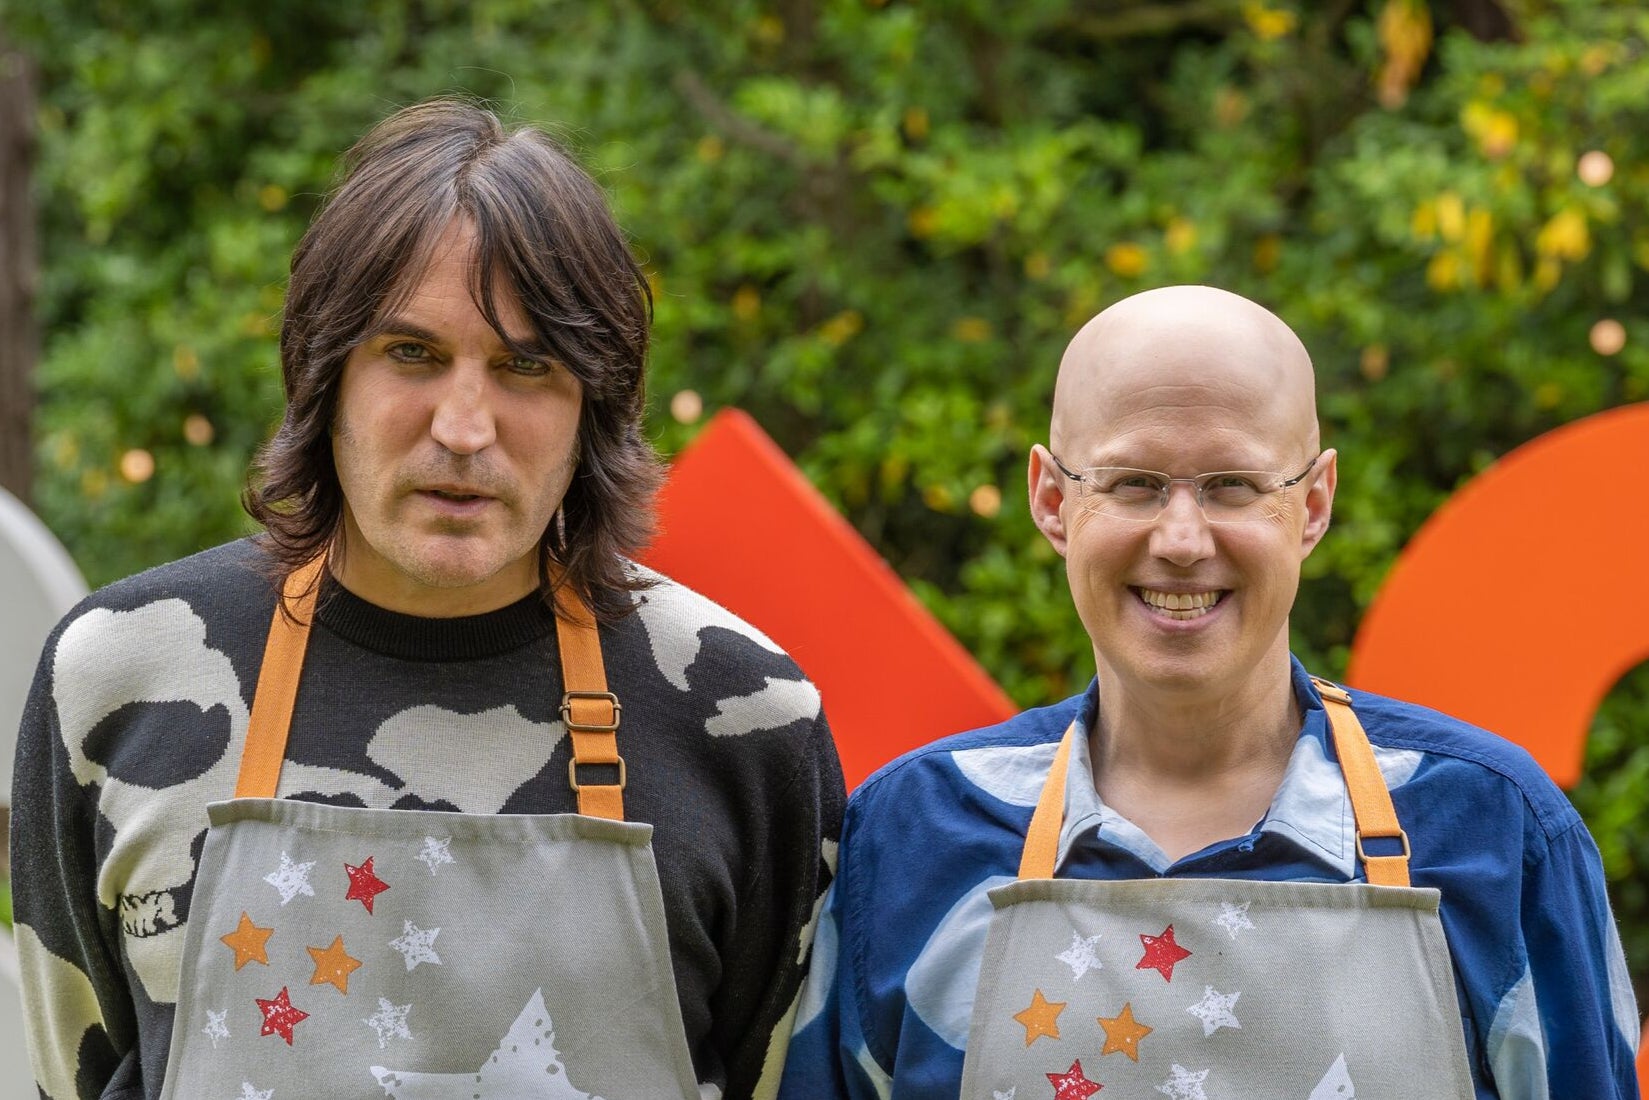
[0,485,89,1100]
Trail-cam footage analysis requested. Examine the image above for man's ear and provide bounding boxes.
[1029,445,1071,557]
[1299,447,1337,558]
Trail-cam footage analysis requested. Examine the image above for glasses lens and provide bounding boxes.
[1076,468,1299,523]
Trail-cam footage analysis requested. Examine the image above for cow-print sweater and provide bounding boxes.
[11,538,844,1100]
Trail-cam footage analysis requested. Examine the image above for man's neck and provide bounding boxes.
[1087,655,1302,863]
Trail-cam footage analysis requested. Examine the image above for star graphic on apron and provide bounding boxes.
[1056,931,1104,981]
[1155,1063,1209,1100]
[1011,989,1065,1045]
[1095,1001,1152,1061]
[306,934,363,994]
[1212,900,1255,939]
[363,996,413,1049]
[1046,1059,1102,1099]
[344,855,391,913]
[202,1009,230,1049]
[219,912,273,970]
[1135,924,1192,981]
[263,851,317,905]
[236,1084,273,1100]
[255,986,310,1045]
[416,835,455,875]
[389,919,443,970]
[1186,985,1241,1036]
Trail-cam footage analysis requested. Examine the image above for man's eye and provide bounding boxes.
[386,342,429,362]
[508,356,553,375]
[1103,473,1163,494]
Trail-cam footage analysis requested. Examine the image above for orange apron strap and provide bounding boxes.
[236,558,325,799]
[1018,721,1079,880]
[1017,688,1411,887]
[555,586,625,822]
[1313,677,1412,887]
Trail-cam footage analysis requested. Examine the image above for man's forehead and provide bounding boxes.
[1051,285,1317,446]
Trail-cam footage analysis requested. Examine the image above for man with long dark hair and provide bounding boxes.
[13,98,843,1100]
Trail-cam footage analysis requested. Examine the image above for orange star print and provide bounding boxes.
[220,911,273,970]
[1096,1001,1152,1061]
[1012,988,1065,1045]
[307,935,362,994]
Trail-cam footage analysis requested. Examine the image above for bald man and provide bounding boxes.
[778,286,1640,1099]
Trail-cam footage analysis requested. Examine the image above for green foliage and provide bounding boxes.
[10,0,1649,998]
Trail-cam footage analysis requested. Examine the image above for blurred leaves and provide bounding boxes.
[10,0,1649,992]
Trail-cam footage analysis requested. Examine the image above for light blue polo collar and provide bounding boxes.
[1053,660,1422,877]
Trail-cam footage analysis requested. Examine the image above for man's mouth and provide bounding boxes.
[1135,588,1224,620]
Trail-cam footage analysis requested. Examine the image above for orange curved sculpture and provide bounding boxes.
[1348,402,1649,789]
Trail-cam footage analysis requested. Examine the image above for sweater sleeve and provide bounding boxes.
[11,624,143,1100]
[725,708,846,1100]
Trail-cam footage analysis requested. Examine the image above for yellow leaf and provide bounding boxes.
[1426,250,1460,291]
[1536,208,1590,262]
[1105,242,1148,278]
[953,316,993,343]
[1376,0,1432,109]
[1165,217,1198,255]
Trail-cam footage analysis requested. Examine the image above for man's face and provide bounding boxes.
[330,220,582,617]
[1031,299,1334,707]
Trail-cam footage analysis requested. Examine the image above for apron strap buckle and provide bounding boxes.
[561,690,622,732]
[569,756,628,793]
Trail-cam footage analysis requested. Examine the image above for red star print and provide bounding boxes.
[1046,1058,1103,1099]
[1136,923,1192,982]
[255,986,309,1045]
[344,856,390,914]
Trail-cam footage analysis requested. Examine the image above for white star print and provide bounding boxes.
[1213,900,1255,939]
[1186,985,1242,1036]
[203,1008,229,1049]
[1055,931,1104,982]
[263,851,316,905]
[236,1084,274,1100]
[1156,1064,1210,1100]
[364,997,413,1049]
[389,920,442,971]
[994,1090,1017,1100]
[416,835,455,875]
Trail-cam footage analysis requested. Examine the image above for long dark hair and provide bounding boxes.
[245,98,661,621]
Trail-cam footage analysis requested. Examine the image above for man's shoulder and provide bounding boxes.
[618,563,823,724]
[47,539,276,669]
[69,538,272,615]
[1339,680,1581,837]
[851,691,1085,811]
[624,563,807,670]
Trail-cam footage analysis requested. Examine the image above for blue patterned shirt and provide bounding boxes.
[780,659,1640,1099]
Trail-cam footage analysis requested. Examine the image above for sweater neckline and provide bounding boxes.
[313,574,559,661]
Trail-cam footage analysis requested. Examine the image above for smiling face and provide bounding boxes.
[330,220,583,617]
[1030,286,1336,711]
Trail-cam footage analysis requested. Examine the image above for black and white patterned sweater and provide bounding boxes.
[10,538,844,1100]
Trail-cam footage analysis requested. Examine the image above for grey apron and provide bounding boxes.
[959,681,1476,1099]
[160,561,700,1099]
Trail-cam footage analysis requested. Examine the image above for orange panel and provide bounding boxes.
[639,409,1017,789]
[1348,402,1649,788]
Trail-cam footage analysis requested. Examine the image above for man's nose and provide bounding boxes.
[429,362,497,455]
[1148,482,1215,566]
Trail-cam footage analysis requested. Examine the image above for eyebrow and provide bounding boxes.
[366,316,548,356]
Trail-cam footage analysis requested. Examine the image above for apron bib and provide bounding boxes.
[958,682,1476,1099]
[161,561,700,1100]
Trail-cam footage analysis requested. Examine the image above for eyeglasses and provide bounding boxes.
[1048,452,1321,523]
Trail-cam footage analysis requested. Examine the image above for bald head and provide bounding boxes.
[1051,286,1320,464]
